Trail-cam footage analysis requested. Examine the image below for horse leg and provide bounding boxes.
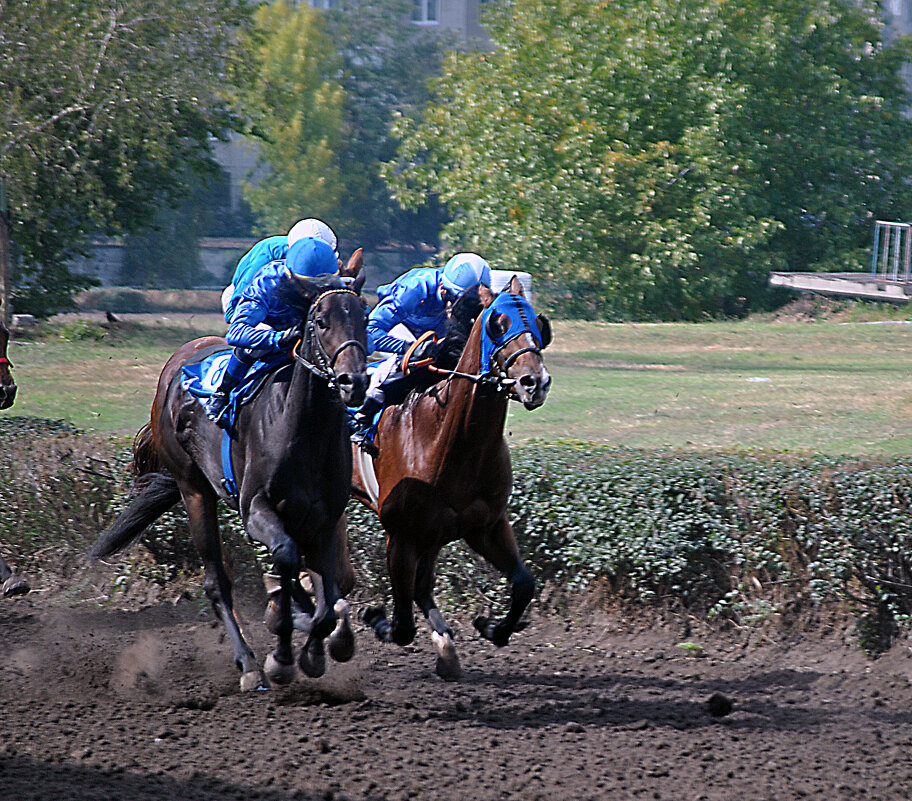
[327,516,355,663]
[297,538,343,678]
[184,488,265,691]
[363,533,418,647]
[0,555,29,598]
[466,518,535,647]
[264,572,316,635]
[246,495,298,685]
[415,552,461,681]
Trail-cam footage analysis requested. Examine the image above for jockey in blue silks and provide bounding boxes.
[204,236,342,426]
[220,218,338,323]
[349,252,492,453]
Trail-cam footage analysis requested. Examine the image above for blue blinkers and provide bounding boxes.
[479,293,544,374]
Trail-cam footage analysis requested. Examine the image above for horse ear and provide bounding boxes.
[485,311,509,341]
[536,314,552,348]
[352,270,366,295]
[479,285,495,308]
[508,275,525,297]
[341,247,363,280]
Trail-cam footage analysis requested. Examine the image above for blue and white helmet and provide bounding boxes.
[285,237,340,283]
[287,218,338,253]
[441,252,492,296]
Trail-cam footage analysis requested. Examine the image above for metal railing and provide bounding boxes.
[872,220,912,282]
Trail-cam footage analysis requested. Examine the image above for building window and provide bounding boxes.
[412,0,439,24]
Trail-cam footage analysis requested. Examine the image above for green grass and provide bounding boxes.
[8,311,912,455]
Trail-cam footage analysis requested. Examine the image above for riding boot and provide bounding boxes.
[204,371,242,427]
[350,396,383,457]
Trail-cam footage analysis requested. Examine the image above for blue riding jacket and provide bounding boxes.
[225,236,289,323]
[367,267,449,355]
[226,261,306,353]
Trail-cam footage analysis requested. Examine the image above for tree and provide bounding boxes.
[385,0,912,319]
[0,0,252,319]
[235,0,449,254]
[232,0,347,238]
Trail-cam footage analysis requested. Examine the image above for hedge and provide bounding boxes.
[3,419,912,650]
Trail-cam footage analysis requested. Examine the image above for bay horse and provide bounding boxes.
[90,253,369,691]
[0,316,29,597]
[352,276,552,680]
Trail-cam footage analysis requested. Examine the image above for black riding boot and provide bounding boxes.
[350,395,383,456]
[204,372,242,427]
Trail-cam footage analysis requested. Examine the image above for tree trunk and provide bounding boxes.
[0,212,9,328]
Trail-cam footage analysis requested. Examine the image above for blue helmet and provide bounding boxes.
[285,237,339,282]
[441,252,491,296]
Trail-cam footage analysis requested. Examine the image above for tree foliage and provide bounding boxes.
[236,0,449,253]
[386,0,912,319]
[232,0,347,238]
[0,0,251,316]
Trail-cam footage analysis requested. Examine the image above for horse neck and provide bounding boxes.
[434,317,508,453]
[279,352,341,442]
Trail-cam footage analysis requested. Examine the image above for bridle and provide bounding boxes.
[293,288,367,388]
[401,294,544,395]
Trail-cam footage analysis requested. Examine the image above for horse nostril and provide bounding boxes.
[519,374,537,391]
[336,373,354,388]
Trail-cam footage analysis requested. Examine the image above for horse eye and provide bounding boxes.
[316,316,330,330]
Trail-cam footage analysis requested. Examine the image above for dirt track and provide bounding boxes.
[2,582,912,801]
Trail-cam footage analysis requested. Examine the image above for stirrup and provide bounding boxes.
[351,428,379,457]
[205,392,229,424]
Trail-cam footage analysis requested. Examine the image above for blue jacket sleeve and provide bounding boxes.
[226,295,283,351]
[367,298,411,354]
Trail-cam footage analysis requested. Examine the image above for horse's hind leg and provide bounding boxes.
[415,551,461,681]
[184,487,265,691]
[466,518,534,647]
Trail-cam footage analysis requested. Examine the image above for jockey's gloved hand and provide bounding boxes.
[276,326,301,349]
[412,338,440,362]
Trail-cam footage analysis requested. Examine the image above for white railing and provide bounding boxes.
[872,220,912,282]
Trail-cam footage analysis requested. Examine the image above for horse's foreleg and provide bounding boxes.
[246,495,297,685]
[297,535,344,678]
[466,518,534,648]
[385,534,419,646]
[415,552,461,681]
[184,488,265,691]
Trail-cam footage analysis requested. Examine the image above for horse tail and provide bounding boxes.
[130,422,161,478]
[88,423,180,560]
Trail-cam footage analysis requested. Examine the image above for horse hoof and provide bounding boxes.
[265,652,296,685]
[299,640,326,678]
[2,576,30,597]
[240,670,269,693]
[432,632,462,681]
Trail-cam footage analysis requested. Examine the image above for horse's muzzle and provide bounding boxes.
[0,383,17,409]
[517,369,551,411]
[336,372,368,408]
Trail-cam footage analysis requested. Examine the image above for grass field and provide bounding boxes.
[7,309,912,456]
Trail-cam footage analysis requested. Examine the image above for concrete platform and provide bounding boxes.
[769,271,912,302]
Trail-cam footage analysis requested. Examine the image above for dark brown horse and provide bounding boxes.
[0,316,29,596]
[0,318,17,409]
[90,254,369,690]
[352,277,551,679]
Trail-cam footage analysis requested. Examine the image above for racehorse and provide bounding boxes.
[0,316,29,596]
[89,252,369,691]
[352,276,552,680]
[0,318,17,409]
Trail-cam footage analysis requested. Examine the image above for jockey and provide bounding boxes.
[221,218,338,324]
[204,237,342,426]
[350,252,492,454]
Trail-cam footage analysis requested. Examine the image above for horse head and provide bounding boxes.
[0,320,17,410]
[480,275,551,410]
[287,248,370,407]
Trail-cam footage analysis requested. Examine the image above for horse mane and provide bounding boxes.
[273,273,336,318]
[437,287,483,370]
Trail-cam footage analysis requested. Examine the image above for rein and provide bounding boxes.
[293,288,367,388]
[0,356,12,369]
